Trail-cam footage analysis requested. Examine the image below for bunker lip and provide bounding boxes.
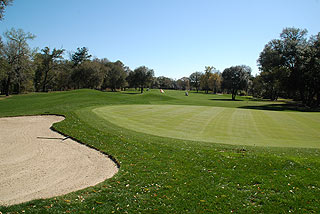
[0,115,119,206]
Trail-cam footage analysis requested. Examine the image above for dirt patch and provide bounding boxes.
[0,115,118,206]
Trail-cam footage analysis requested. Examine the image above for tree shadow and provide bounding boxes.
[210,98,244,102]
[189,91,215,95]
[238,103,320,112]
[121,92,141,95]
[101,90,141,95]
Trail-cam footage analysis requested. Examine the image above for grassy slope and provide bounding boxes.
[0,89,320,213]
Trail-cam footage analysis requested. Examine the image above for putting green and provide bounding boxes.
[93,105,320,148]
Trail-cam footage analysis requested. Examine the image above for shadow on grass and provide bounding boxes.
[210,98,244,102]
[121,92,141,95]
[238,103,320,112]
[189,91,219,95]
[101,91,141,95]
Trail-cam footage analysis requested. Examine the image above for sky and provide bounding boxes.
[0,0,319,79]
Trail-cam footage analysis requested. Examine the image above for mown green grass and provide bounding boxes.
[93,104,320,148]
[1,89,320,213]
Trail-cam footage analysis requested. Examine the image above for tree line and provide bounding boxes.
[0,27,319,107]
[0,28,156,95]
[188,27,320,106]
[0,28,247,101]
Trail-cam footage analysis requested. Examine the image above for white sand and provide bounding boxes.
[0,115,118,206]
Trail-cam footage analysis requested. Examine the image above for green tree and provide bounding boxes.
[249,75,264,98]
[71,61,104,89]
[279,28,308,101]
[189,71,202,92]
[132,66,154,93]
[34,47,64,92]
[102,61,128,91]
[258,27,320,106]
[0,0,13,20]
[257,39,287,100]
[259,68,286,101]
[222,65,251,100]
[157,76,175,89]
[127,70,139,89]
[259,28,309,100]
[151,77,160,89]
[53,60,73,91]
[71,47,91,67]
[1,28,35,96]
[304,32,320,106]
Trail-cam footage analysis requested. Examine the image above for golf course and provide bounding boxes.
[1,89,320,213]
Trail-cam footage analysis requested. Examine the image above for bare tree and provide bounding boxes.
[2,28,35,95]
[0,0,13,20]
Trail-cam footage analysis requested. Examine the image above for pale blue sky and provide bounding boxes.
[1,0,319,78]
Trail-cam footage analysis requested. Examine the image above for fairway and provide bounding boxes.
[93,104,320,148]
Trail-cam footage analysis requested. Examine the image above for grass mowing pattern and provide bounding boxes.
[93,104,320,148]
[0,89,320,213]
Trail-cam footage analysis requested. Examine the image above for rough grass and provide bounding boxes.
[1,89,320,213]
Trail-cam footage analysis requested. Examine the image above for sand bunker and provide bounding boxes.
[0,115,118,206]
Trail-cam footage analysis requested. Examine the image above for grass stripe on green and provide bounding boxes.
[93,104,320,148]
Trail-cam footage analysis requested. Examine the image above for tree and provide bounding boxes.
[249,75,264,98]
[0,35,2,51]
[1,28,35,96]
[132,66,154,93]
[0,0,13,20]
[127,70,137,89]
[157,76,175,89]
[279,28,308,101]
[71,61,104,89]
[304,32,320,106]
[200,66,214,94]
[103,61,128,91]
[259,68,287,100]
[176,77,190,90]
[53,60,73,91]
[257,39,287,100]
[0,36,10,94]
[259,28,309,101]
[151,77,160,89]
[258,27,320,106]
[71,47,91,67]
[34,47,64,92]
[189,71,202,92]
[208,72,222,94]
[222,65,251,100]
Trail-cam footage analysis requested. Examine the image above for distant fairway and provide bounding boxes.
[94,104,320,148]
